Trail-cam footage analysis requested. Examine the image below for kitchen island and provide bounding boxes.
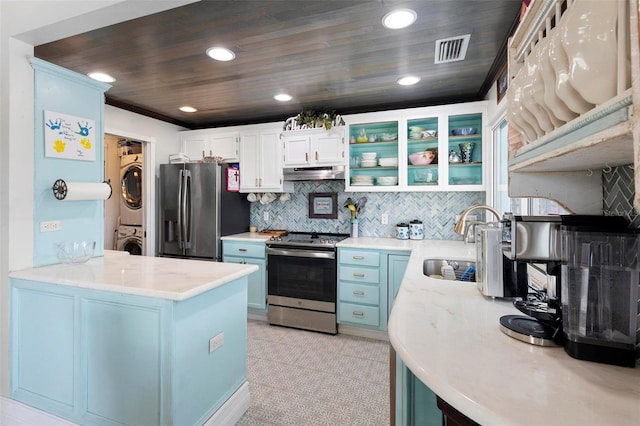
[8,252,258,426]
[386,240,640,425]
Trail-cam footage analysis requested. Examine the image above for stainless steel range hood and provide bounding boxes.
[283,166,345,181]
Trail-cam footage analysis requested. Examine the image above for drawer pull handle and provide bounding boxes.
[353,255,364,260]
[238,248,247,252]
[353,311,364,316]
[353,290,365,295]
[353,273,365,278]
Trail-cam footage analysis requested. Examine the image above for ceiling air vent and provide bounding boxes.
[434,34,471,64]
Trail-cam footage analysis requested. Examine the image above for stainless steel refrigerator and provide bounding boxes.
[158,163,249,260]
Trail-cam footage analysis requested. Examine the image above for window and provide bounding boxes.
[492,117,568,216]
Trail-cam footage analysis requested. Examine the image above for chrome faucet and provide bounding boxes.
[454,205,502,243]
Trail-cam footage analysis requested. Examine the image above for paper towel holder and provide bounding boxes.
[52,179,112,201]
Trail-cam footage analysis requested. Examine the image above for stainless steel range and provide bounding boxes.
[266,232,349,334]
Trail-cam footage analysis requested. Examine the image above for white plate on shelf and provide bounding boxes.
[351,182,374,186]
[378,157,398,167]
[360,161,378,168]
[377,182,398,186]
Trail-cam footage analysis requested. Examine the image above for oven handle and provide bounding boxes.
[267,247,335,259]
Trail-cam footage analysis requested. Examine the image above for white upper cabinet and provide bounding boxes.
[209,133,239,161]
[344,103,487,192]
[240,127,293,193]
[282,127,346,167]
[180,130,239,162]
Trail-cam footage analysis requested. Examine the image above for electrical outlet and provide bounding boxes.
[381,213,388,225]
[263,211,269,221]
[209,332,224,353]
[40,220,61,232]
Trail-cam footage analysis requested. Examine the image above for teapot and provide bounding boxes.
[449,150,461,163]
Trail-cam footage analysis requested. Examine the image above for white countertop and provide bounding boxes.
[336,236,417,251]
[221,232,272,243]
[9,251,258,301]
[386,240,640,425]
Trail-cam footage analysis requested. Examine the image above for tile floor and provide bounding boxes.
[237,320,390,426]
[0,397,76,426]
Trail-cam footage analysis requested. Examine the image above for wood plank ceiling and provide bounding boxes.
[34,0,521,129]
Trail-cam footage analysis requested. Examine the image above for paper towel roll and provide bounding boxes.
[52,179,112,201]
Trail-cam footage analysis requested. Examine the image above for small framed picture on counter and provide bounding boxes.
[309,192,337,219]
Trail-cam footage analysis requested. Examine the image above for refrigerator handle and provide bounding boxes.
[184,170,192,249]
[177,169,184,249]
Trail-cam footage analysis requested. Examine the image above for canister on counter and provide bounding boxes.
[409,219,424,240]
[396,223,409,240]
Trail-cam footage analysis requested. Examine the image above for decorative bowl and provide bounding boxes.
[56,240,96,264]
[451,127,478,136]
[380,133,397,141]
[421,130,437,138]
[409,151,435,165]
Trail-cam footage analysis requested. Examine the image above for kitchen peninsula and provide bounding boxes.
[387,241,640,425]
[8,252,258,426]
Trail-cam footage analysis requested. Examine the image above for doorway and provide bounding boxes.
[104,130,156,256]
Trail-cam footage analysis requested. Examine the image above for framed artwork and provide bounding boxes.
[308,192,337,219]
[496,63,508,103]
[44,110,96,161]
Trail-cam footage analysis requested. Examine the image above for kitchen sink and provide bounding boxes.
[423,259,476,282]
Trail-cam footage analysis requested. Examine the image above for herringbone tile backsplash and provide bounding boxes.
[249,181,483,239]
[248,164,636,238]
[603,164,638,228]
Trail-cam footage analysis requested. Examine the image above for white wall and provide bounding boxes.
[105,105,185,174]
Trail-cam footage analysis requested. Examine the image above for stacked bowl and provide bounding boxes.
[351,175,374,186]
[378,157,398,167]
[377,176,398,186]
[360,152,377,168]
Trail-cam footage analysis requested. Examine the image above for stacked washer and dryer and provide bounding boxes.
[116,152,144,255]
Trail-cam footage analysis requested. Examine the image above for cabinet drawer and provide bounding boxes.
[338,303,380,327]
[339,266,379,284]
[340,282,379,305]
[339,249,380,267]
[222,241,265,258]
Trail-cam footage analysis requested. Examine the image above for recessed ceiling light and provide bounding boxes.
[398,76,421,86]
[87,72,116,83]
[274,93,292,102]
[206,47,236,61]
[179,106,198,113]
[382,9,417,29]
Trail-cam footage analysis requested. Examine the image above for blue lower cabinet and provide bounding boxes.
[388,254,409,315]
[396,354,442,426]
[338,302,380,327]
[10,277,248,426]
[223,241,267,312]
[337,248,386,330]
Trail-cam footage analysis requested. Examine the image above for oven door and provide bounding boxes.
[267,246,336,304]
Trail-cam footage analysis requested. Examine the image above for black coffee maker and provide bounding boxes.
[499,214,630,348]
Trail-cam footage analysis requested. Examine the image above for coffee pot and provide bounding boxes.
[561,225,640,367]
